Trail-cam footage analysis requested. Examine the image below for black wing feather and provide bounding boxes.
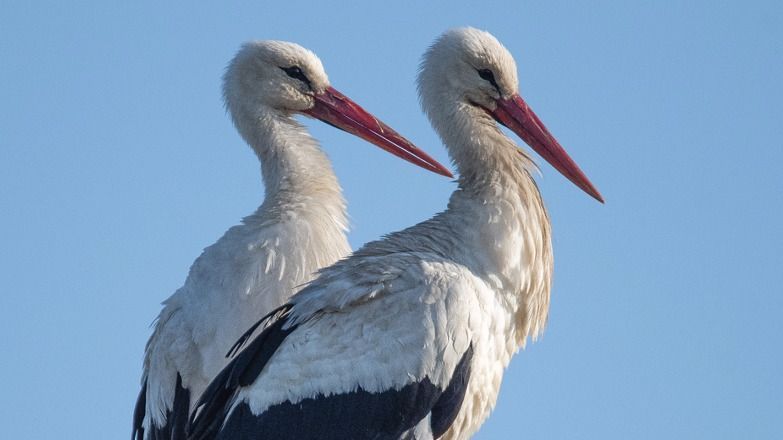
[209,344,474,440]
[132,379,147,440]
[215,379,440,440]
[431,343,474,438]
[187,301,473,440]
[225,304,291,358]
[187,305,298,440]
[133,374,191,440]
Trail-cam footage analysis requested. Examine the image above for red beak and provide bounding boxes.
[303,86,452,178]
[492,95,603,203]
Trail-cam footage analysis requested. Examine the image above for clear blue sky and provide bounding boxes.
[1,1,781,438]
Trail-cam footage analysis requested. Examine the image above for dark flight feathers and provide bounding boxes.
[186,301,474,440]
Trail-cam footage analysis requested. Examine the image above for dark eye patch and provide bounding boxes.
[280,66,312,88]
[477,68,500,92]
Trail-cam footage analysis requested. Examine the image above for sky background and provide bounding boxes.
[2,1,781,438]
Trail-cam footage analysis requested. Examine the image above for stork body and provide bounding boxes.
[188,28,601,440]
[133,41,449,440]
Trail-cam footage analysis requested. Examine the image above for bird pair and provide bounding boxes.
[134,27,602,440]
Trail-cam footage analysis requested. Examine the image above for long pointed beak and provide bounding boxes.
[492,95,603,203]
[303,86,452,178]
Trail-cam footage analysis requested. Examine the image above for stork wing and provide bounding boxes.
[187,256,476,440]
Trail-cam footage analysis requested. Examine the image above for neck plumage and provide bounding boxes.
[237,110,348,233]
[428,102,553,344]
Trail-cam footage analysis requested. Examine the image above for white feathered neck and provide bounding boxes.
[360,108,553,344]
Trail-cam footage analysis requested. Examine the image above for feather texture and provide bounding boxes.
[134,41,350,439]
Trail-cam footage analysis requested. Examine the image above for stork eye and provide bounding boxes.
[280,66,311,87]
[477,68,500,91]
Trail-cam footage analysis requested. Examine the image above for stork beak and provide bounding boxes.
[303,86,453,178]
[491,94,604,203]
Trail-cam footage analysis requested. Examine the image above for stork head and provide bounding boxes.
[418,28,603,202]
[223,40,452,177]
[224,41,329,114]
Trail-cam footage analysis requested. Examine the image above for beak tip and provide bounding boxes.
[581,183,604,204]
[588,188,605,204]
[497,95,604,206]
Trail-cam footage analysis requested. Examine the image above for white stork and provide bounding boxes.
[187,28,603,440]
[132,40,451,440]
